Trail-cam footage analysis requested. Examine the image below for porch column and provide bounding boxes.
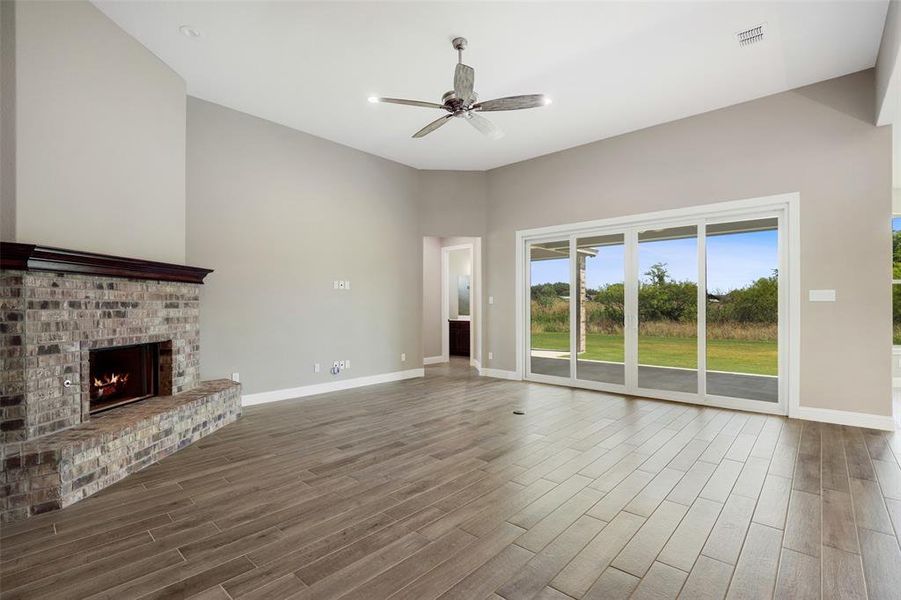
[578,253,586,353]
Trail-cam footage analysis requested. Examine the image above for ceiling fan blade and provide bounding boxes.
[413,114,453,138]
[472,94,548,112]
[466,113,504,140]
[373,97,446,110]
[454,64,475,104]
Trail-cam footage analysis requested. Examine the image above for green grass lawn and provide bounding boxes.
[531,332,777,376]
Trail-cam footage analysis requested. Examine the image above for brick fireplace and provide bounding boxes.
[0,243,242,522]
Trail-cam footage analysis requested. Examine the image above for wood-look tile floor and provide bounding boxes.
[3,359,901,600]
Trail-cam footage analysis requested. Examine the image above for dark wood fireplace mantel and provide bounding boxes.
[0,242,213,284]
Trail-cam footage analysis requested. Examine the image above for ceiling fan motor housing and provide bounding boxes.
[442,90,477,114]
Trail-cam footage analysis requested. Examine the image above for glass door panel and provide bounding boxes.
[706,218,779,402]
[529,240,571,378]
[637,225,699,394]
[575,233,626,386]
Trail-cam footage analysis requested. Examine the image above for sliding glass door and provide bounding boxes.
[528,239,571,380]
[522,206,786,414]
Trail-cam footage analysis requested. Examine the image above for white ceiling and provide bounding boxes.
[94,1,889,171]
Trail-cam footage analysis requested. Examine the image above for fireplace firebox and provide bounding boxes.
[89,343,160,413]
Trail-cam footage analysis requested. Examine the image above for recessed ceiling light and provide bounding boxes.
[368,96,379,103]
[178,25,201,39]
[544,97,553,106]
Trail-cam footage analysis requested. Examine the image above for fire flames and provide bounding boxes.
[92,372,129,398]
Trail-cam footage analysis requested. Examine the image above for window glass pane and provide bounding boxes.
[637,226,698,393]
[576,234,625,385]
[530,241,570,377]
[893,219,901,345]
[894,284,901,345]
[894,218,901,279]
[706,218,778,402]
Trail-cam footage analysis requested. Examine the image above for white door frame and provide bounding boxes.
[441,242,479,365]
[522,235,578,386]
[515,192,801,418]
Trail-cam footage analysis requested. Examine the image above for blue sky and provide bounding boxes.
[531,230,778,292]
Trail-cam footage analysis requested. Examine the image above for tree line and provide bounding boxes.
[531,262,778,327]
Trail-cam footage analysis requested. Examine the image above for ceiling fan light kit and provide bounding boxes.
[370,37,550,139]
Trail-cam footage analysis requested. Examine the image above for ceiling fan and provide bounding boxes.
[368,37,551,139]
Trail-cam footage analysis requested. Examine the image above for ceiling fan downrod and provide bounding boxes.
[452,37,467,64]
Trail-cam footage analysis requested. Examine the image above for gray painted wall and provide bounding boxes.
[10,0,186,263]
[418,170,488,237]
[483,70,892,417]
[418,169,485,364]
[1,0,15,242]
[422,237,442,359]
[186,98,422,395]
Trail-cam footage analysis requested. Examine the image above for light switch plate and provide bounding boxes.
[345,280,351,290]
[488,296,494,305]
[809,289,836,302]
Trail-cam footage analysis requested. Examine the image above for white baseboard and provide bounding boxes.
[242,368,425,407]
[423,356,446,365]
[794,406,896,431]
[478,367,521,381]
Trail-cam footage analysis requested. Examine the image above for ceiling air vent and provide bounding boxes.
[736,23,766,47]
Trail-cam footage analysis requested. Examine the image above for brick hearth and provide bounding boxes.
[2,380,240,520]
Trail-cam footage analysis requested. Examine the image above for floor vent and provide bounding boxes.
[737,23,766,47]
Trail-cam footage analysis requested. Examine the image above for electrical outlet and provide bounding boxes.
[231,372,240,383]
[333,280,339,289]
[339,360,345,369]
[489,296,494,305]
[333,360,340,369]
[338,280,346,290]
[488,352,493,360]
[401,353,406,362]
[314,363,320,373]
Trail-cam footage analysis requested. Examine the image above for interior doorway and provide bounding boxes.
[422,236,482,368]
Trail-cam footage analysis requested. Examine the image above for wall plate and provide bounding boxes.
[809,289,836,302]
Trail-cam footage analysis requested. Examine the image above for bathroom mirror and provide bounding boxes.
[457,275,470,316]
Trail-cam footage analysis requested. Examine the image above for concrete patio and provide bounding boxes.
[530,355,778,403]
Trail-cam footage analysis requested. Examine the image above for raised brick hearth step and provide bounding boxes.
[0,379,241,522]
